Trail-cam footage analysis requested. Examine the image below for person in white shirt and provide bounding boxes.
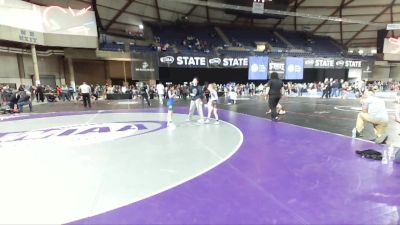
[205,83,219,124]
[79,82,91,108]
[156,83,165,105]
[121,86,127,94]
[355,90,389,144]
[228,88,237,105]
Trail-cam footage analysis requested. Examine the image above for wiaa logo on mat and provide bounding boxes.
[0,121,167,145]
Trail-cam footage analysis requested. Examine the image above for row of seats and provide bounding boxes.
[99,25,347,57]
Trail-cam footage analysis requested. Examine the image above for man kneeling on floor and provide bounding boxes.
[17,90,33,113]
[355,89,388,144]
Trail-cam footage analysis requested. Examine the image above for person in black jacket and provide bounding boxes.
[139,82,151,107]
[17,91,32,113]
[36,85,45,102]
[187,77,205,123]
[265,72,284,122]
[8,92,20,111]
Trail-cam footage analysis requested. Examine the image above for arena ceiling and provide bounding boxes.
[25,0,400,48]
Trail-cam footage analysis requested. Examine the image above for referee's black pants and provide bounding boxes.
[82,93,91,108]
[268,95,281,119]
[141,93,150,106]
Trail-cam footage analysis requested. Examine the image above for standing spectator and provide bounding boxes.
[78,82,91,108]
[167,85,176,127]
[182,84,188,100]
[205,83,219,124]
[188,77,205,123]
[297,83,303,97]
[265,72,284,122]
[156,82,165,105]
[61,85,69,101]
[0,85,3,106]
[328,78,333,98]
[68,85,75,101]
[56,85,62,100]
[36,85,45,102]
[321,80,330,99]
[139,82,151,107]
[203,81,210,103]
[331,79,339,98]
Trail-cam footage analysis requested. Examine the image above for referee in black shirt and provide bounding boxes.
[265,72,284,122]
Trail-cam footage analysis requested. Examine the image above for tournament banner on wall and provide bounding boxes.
[313,58,336,69]
[248,56,269,80]
[334,59,345,69]
[362,61,374,78]
[335,59,363,69]
[304,58,315,69]
[285,57,304,80]
[344,60,363,68]
[131,52,159,80]
[158,54,249,68]
[305,58,365,69]
[207,56,248,68]
[158,54,373,71]
[269,59,285,79]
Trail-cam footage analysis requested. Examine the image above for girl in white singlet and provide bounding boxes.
[205,83,219,125]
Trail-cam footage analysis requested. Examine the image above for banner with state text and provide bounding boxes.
[158,53,371,70]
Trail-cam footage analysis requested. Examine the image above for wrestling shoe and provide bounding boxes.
[375,135,388,145]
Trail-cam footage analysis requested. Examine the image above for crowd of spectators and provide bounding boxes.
[182,36,211,53]
[151,36,171,52]
[1,79,399,114]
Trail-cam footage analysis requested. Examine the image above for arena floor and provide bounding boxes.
[0,97,399,225]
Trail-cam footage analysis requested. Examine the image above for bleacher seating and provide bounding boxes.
[99,42,125,52]
[279,31,343,55]
[218,49,252,57]
[221,27,286,48]
[97,24,378,61]
[345,54,376,60]
[151,25,224,51]
[130,45,175,54]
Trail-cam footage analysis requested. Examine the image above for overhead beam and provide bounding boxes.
[185,5,198,17]
[345,0,396,46]
[294,0,298,31]
[312,0,355,33]
[391,1,394,36]
[98,3,233,24]
[316,30,381,33]
[169,0,385,27]
[231,16,240,24]
[105,0,136,31]
[155,0,161,22]
[339,0,345,45]
[297,4,400,9]
[205,0,210,23]
[92,0,104,31]
[273,0,305,29]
